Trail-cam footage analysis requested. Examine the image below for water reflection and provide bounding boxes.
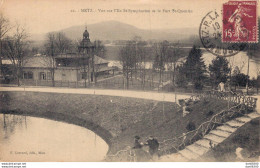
[0,114,108,162]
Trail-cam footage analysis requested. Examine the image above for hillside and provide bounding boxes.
[30,20,197,42]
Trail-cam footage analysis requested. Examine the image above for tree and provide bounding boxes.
[93,40,106,58]
[132,37,148,90]
[257,66,260,94]
[119,41,135,89]
[231,73,249,87]
[43,32,73,86]
[175,65,188,88]
[137,41,148,89]
[132,36,142,79]
[2,24,29,86]
[55,32,72,54]
[183,46,207,90]
[228,56,247,91]
[0,13,11,76]
[92,40,106,83]
[209,56,230,88]
[44,33,57,86]
[153,41,169,84]
[166,42,184,90]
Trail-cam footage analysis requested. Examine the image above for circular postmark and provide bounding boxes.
[199,10,246,57]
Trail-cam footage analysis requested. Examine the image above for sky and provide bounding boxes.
[2,0,259,34]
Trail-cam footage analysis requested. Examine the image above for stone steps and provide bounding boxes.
[210,129,232,138]
[247,112,260,119]
[186,143,208,156]
[178,148,200,160]
[235,116,252,123]
[225,120,244,128]
[204,133,226,143]
[159,108,260,162]
[159,153,188,162]
[195,139,214,149]
[216,125,237,133]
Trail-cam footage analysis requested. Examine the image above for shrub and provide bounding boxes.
[206,110,214,117]
[185,107,193,112]
[194,82,204,90]
[250,119,259,126]
[203,99,209,105]
[186,121,196,131]
[178,99,185,106]
[193,100,199,104]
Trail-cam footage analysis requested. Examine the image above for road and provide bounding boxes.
[0,86,191,103]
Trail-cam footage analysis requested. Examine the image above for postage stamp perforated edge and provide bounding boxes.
[221,0,259,43]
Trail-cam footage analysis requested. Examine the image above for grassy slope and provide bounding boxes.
[0,91,230,155]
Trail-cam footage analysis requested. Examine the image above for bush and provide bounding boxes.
[185,100,192,106]
[193,100,199,104]
[185,107,193,112]
[194,82,204,90]
[203,99,209,105]
[250,119,259,126]
[178,99,185,106]
[206,110,214,117]
[186,121,196,131]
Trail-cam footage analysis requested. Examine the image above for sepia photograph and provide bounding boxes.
[0,0,259,167]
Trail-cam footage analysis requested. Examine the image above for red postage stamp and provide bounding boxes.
[222,1,258,43]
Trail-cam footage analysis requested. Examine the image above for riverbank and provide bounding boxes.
[0,89,231,160]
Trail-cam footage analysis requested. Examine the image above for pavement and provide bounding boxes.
[0,86,191,103]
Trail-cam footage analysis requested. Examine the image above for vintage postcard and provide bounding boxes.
[0,0,259,166]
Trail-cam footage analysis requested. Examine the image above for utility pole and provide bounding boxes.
[246,45,250,95]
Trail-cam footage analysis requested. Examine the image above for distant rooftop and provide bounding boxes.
[55,53,108,64]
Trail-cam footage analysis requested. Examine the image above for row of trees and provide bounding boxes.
[0,13,107,86]
[119,37,148,89]
[119,36,259,92]
[43,32,70,86]
[0,12,30,86]
[176,46,259,92]
[119,37,184,89]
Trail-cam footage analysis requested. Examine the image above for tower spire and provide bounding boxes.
[83,24,89,40]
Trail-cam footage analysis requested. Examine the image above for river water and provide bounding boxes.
[0,114,108,162]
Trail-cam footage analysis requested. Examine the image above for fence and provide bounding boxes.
[1,76,174,92]
[190,90,257,109]
[106,90,258,161]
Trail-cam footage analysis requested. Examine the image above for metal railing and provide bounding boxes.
[190,90,257,109]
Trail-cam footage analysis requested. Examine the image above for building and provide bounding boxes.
[21,53,115,83]
[2,28,115,86]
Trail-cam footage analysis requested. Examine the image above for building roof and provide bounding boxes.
[94,55,108,64]
[3,54,109,69]
[22,56,53,68]
[96,66,115,72]
[55,54,108,64]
